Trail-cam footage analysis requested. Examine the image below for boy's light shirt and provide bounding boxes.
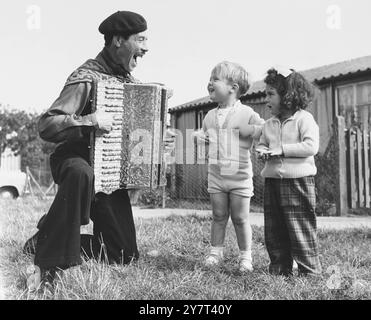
[201,100,265,176]
[217,106,232,127]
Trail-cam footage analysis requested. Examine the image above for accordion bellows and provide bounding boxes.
[90,81,170,193]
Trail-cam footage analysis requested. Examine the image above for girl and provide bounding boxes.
[257,68,322,276]
[194,61,264,272]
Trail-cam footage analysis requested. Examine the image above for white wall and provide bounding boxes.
[0,148,21,171]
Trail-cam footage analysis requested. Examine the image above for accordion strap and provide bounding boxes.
[65,59,140,87]
[64,59,104,86]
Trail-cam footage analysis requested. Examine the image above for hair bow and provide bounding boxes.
[272,65,294,78]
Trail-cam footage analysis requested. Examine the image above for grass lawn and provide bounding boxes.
[0,197,370,300]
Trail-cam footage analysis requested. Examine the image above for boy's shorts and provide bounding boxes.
[207,164,253,197]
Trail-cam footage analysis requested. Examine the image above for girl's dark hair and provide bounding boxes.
[264,68,314,111]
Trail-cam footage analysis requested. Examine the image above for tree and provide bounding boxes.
[0,105,55,172]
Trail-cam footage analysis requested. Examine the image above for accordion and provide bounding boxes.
[90,80,170,194]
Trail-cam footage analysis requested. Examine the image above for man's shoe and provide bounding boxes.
[23,232,39,256]
[26,265,57,292]
[26,265,41,292]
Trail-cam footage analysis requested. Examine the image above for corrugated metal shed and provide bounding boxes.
[169,55,371,113]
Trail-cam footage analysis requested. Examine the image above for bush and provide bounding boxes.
[314,137,338,216]
[138,188,164,208]
[0,106,54,172]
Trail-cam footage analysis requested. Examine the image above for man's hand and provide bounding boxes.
[95,109,115,133]
[164,129,177,153]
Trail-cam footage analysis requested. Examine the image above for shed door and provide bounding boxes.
[356,82,371,131]
[337,81,371,129]
[357,104,371,131]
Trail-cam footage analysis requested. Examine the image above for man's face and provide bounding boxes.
[265,85,282,116]
[116,31,148,72]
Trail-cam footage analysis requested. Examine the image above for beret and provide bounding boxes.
[99,11,147,36]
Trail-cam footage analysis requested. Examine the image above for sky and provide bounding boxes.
[0,0,370,113]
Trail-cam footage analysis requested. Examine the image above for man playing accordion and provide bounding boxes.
[23,11,173,290]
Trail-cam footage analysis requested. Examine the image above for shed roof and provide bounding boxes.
[169,55,371,113]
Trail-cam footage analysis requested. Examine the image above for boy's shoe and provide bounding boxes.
[205,254,223,266]
[239,258,253,272]
[204,247,224,266]
[239,250,253,272]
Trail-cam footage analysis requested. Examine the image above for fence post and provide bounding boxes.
[335,116,348,216]
[363,130,370,207]
[162,185,166,208]
[169,114,177,199]
[348,129,357,208]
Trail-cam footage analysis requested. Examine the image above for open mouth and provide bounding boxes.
[133,53,144,65]
[134,55,138,63]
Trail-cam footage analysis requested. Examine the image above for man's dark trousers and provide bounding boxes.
[34,143,139,270]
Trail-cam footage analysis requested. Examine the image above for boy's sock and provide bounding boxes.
[239,250,252,261]
[210,246,224,258]
[239,250,253,272]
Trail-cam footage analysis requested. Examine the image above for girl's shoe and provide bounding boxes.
[293,260,298,270]
[204,247,224,266]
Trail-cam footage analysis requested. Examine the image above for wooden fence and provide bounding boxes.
[346,126,371,209]
[336,116,371,215]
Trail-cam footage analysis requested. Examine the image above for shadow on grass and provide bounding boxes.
[143,252,200,273]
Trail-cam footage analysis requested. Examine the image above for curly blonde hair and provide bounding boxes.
[264,68,314,111]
